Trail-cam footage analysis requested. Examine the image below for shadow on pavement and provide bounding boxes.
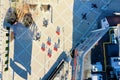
[3,7,38,80]
[10,59,28,79]
[42,51,67,80]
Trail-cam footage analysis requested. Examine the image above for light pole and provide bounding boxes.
[50,5,53,23]
[9,0,11,7]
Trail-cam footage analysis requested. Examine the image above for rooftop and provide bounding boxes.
[106,44,119,57]
[111,57,120,69]
[1,0,120,80]
[106,16,120,26]
[91,74,103,80]
[92,62,102,72]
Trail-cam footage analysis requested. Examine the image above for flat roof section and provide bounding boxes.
[111,57,120,69]
[91,74,103,80]
[106,44,119,57]
[106,16,120,26]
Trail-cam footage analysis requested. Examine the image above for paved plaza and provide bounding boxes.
[1,0,120,80]
[1,0,73,80]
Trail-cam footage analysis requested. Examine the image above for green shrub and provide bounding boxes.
[5,60,8,64]
[6,33,9,36]
[11,0,19,2]
[6,27,10,30]
[6,40,9,43]
[5,47,9,50]
[5,53,9,57]
[4,67,8,71]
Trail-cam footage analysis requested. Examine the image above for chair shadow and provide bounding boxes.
[3,7,38,80]
[10,22,33,80]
